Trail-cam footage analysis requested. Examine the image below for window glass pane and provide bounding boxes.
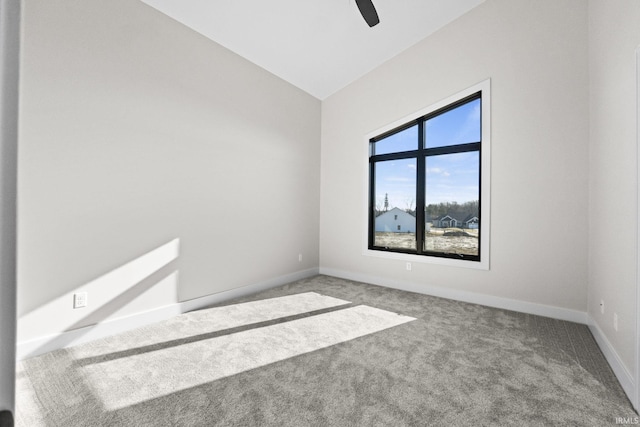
[373,159,416,250]
[372,124,418,156]
[425,98,480,149]
[424,152,479,256]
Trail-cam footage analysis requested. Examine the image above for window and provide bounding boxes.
[366,81,490,268]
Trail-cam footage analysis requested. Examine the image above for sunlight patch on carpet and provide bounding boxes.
[70,292,351,359]
[187,292,351,329]
[81,305,415,410]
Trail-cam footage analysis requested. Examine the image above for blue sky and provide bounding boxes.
[374,99,480,210]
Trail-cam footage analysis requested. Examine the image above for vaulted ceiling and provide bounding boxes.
[140,0,485,99]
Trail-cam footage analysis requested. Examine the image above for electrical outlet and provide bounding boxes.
[298,254,302,262]
[74,292,88,309]
[406,262,412,271]
[600,300,604,314]
[614,313,618,331]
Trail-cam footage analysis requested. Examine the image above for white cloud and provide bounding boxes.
[386,176,411,182]
[427,167,450,177]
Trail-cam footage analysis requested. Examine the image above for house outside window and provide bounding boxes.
[365,80,490,269]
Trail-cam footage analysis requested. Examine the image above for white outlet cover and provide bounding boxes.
[74,292,88,309]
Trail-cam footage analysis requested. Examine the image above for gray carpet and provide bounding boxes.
[16,275,637,426]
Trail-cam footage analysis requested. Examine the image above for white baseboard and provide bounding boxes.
[587,315,636,404]
[17,303,183,360]
[319,268,588,324]
[180,268,320,313]
[17,268,319,360]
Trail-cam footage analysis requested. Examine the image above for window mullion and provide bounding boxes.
[415,120,426,254]
[368,160,375,249]
[370,150,420,163]
[424,142,480,157]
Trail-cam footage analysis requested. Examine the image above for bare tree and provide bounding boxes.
[375,199,384,217]
[404,198,415,215]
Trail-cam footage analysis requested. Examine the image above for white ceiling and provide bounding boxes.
[140,0,485,100]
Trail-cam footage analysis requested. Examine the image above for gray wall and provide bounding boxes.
[320,0,589,310]
[17,0,321,342]
[588,0,640,377]
[0,0,20,415]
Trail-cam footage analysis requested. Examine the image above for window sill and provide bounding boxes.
[363,248,489,270]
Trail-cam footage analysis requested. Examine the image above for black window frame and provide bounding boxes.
[368,91,483,262]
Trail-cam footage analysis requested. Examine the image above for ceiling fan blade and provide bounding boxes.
[355,0,380,27]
